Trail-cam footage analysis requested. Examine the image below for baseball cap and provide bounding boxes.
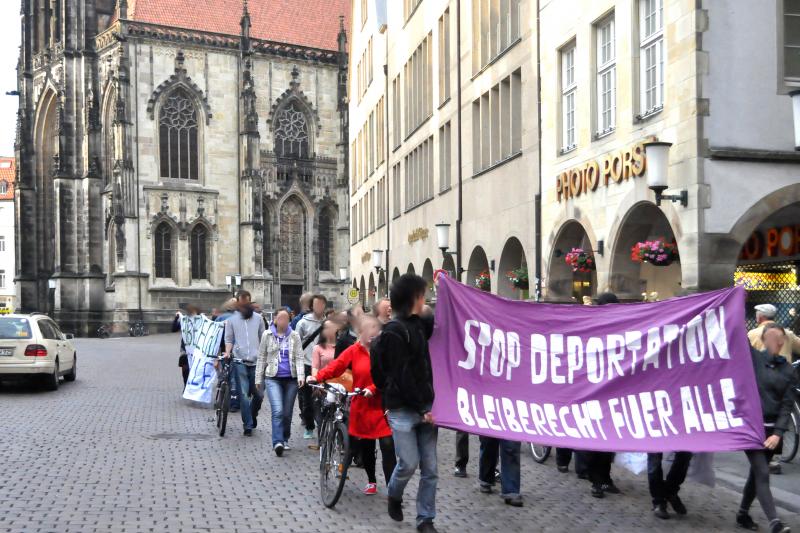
[754,304,777,319]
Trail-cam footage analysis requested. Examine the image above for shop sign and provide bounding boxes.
[408,227,429,244]
[556,141,648,202]
[347,288,361,304]
[739,225,800,261]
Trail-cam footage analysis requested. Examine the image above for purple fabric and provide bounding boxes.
[429,276,765,453]
[271,324,293,378]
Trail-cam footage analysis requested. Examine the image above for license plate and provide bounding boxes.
[0,348,14,356]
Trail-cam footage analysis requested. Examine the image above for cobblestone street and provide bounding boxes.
[0,334,798,533]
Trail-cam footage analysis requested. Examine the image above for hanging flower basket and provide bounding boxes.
[564,248,596,273]
[474,270,491,291]
[507,267,529,290]
[631,239,679,266]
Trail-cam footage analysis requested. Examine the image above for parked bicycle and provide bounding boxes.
[779,360,799,463]
[96,324,112,339]
[213,356,240,437]
[308,382,367,508]
[529,443,551,464]
[129,320,149,337]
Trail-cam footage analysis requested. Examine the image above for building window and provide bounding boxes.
[596,15,616,136]
[784,0,800,84]
[0,236,5,252]
[560,42,577,153]
[318,208,334,272]
[274,101,310,159]
[0,270,5,289]
[439,121,452,191]
[280,197,306,279]
[473,69,523,173]
[472,0,521,73]
[158,88,199,180]
[404,0,422,21]
[392,163,401,217]
[405,136,434,211]
[403,33,433,137]
[190,225,208,280]
[154,222,173,279]
[439,9,451,104]
[361,0,368,27]
[0,181,7,195]
[639,0,664,117]
[350,205,357,244]
[262,209,271,272]
[376,97,385,165]
[377,176,386,229]
[392,76,402,149]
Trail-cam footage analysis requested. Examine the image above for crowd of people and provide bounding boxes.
[172,277,798,533]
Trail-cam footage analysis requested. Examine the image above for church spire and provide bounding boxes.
[240,0,252,55]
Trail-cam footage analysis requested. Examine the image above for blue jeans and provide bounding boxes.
[478,436,521,498]
[386,408,438,527]
[232,363,261,430]
[265,377,298,447]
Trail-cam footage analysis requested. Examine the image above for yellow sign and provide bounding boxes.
[408,227,429,244]
[556,140,650,202]
[347,288,361,305]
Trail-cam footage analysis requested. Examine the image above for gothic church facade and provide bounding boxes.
[15,0,351,334]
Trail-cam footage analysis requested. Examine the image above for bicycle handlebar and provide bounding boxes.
[307,382,367,397]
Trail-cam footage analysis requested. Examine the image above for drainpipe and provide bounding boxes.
[455,0,463,282]
[534,0,543,302]
[384,36,391,293]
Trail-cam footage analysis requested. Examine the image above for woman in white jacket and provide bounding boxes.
[255,308,305,457]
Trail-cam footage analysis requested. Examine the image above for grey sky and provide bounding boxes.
[0,3,20,157]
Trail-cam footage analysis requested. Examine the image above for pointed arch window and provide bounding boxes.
[318,208,335,272]
[159,88,199,180]
[280,197,306,280]
[154,222,173,279]
[274,101,310,159]
[190,225,209,280]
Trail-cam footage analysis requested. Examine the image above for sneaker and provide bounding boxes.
[417,522,438,533]
[557,465,569,473]
[736,511,758,531]
[479,484,493,494]
[769,520,790,533]
[601,482,621,494]
[304,429,314,439]
[653,503,670,520]
[769,462,782,475]
[453,466,467,478]
[274,443,284,457]
[667,495,687,515]
[388,497,403,522]
[591,484,604,499]
[283,442,292,451]
[243,428,253,436]
[504,495,524,507]
[363,483,378,495]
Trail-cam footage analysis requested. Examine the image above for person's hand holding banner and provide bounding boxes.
[428,276,765,453]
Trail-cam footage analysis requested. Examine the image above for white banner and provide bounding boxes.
[180,314,226,403]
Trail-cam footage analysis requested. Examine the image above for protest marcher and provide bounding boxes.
[371,274,438,533]
[453,432,469,478]
[309,315,396,495]
[290,292,313,329]
[310,319,339,448]
[215,298,239,411]
[255,308,304,456]
[296,295,327,439]
[478,436,523,507]
[374,297,392,324]
[172,304,200,387]
[223,292,265,436]
[736,324,796,533]
[585,291,621,499]
[648,452,693,519]
[555,448,588,478]
[748,303,800,362]
[335,307,361,357]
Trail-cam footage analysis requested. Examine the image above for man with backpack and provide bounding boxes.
[371,274,438,533]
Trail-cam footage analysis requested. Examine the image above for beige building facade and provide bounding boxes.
[349,0,538,306]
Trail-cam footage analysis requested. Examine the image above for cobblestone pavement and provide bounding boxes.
[1,334,798,533]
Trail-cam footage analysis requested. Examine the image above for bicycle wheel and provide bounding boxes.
[780,412,798,463]
[530,443,551,464]
[320,421,350,508]
[217,381,231,437]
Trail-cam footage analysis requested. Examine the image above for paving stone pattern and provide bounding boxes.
[0,334,798,533]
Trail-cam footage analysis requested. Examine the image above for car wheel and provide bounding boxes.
[64,355,77,382]
[43,359,59,391]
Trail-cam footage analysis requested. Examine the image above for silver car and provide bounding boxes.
[0,314,77,390]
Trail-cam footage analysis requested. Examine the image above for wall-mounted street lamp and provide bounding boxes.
[644,141,687,207]
[372,249,385,275]
[225,274,242,296]
[791,90,800,150]
[435,223,455,257]
[339,267,349,283]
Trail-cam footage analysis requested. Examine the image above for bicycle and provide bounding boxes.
[129,320,149,337]
[308,382,367,508]
[213,356,240,437]
[96,324,112,339]
[779,361,799,463]
[529,443,551,464]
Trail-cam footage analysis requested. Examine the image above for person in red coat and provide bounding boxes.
[308,315,396,495]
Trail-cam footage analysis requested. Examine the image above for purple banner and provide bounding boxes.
[430,276,765,452]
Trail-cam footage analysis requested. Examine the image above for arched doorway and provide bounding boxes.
[548,221,597,302]
[279,195,307,309]
[34,90,58,281]
[735,202,800,330]
[498,237,528,299]
[422,259,435,302]
[391,267,401,286]
[378,271,387,300]
[368,272,376,309]
[467,246,491,292]
[442,254,456,279]
[407,263,416,275]
[609,202,681,300]
[359,276,367,308]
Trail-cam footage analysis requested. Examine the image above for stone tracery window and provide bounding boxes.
[190,225,208,281]
[280,197,306,280]
[274,101,310,160]
[318,208,335,272]
[154,222,173,279]
[159,88,199,180]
